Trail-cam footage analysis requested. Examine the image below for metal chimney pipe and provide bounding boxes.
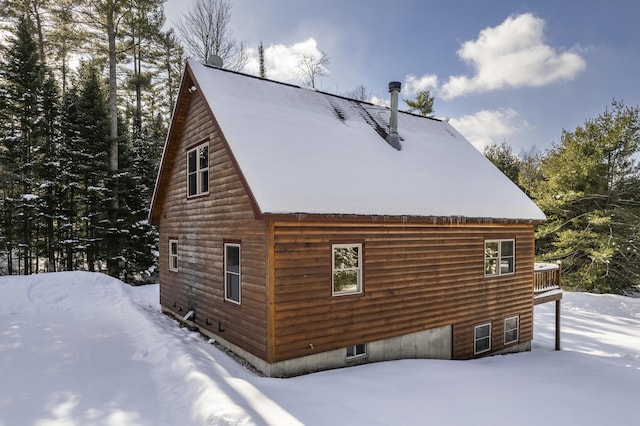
[386,81,402,150]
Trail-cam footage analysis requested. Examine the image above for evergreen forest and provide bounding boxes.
[1,1,638,294]
[0,1,182,282]
[485,101,640,294]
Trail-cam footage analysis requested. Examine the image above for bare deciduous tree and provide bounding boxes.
[297,51,330,88]
[344,84,370,101]
[175,0,246,71]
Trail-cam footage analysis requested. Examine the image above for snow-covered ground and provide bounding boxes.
[1,272,638,426]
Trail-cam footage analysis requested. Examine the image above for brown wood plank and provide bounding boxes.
[270,221,536,362]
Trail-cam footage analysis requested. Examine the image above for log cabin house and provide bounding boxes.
[148,58,560,377]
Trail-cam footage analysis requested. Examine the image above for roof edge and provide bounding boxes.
[257,212,545,225]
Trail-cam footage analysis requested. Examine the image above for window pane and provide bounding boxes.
[170,242,178,255]
[226,245,240,273]
[485,241,498,258]
[347,344,366,358]
[200,170,209,193]
[334,246,359,269]
[198,146,208,169]
[188,173,197,196]
[505,330,518,343]
[333,270,358,293]
[226,273,240,301]
[485,259,497,275]
[501,240,514,257]
[476,324,490,339]
[171,256,178,270]
[475,337,490,353]
[505,317,518,330]
[188,150,196,173]
[500,257,514,274]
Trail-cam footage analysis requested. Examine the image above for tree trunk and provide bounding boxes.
[106,3,120,277]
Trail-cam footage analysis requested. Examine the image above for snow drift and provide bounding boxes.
[1,272,639,425]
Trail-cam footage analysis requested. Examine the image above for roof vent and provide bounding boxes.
[386,81,402,150]
[207,54,223,68]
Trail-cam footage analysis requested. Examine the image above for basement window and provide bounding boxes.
[474,322,491,355]
[169,239,178,272]
[187,142,209,197]
[504,316,519,345]
[332,243,363,296]
[346,343,367,359]
[224,243,241,304]
[484,239,515,276]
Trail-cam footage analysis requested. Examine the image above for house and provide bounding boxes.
[148,58,552,377]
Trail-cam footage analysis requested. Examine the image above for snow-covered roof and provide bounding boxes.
[180,60,545,221]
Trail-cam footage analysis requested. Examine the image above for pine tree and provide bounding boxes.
[483,141,522,186]
[404,90,435,117]
[34,72,61,272]
[0,15,46,274]
[532,101,640,293]
[156,28,184,117]
[58,86,82,271]
[73,63,111,272]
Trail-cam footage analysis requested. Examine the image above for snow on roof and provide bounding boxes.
[189,60,545,221]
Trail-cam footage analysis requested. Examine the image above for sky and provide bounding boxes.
[164,0,640,153]
[1,271,639,425]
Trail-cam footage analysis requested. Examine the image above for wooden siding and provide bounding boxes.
[271,221,535,362]
[157,90,269,360]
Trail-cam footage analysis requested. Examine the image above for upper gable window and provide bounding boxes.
[332,243,363,296]
[187,142,209,197]
[484,239,515,276]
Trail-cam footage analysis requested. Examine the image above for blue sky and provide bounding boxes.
[165,0,640,153]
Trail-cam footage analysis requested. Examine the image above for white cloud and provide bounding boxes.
[369,96,389,107]
[244,38,328,85]
[441,13,586,99]
[403,74,438,97]
[449,108,529,151]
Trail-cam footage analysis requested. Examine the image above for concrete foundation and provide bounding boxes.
[164,307,453,376]
[163,307,532,377]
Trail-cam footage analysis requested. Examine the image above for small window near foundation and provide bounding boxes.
[346,343,366,359]
[474,322,491,355]
[504,316,519,345]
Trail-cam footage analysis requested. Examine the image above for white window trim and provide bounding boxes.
[346,343,367,359]
[224,243,241,305]
[484,239,515,277]
[474,322,492,355]
[169,239,178,272]
[187,142,209,197]
[332,243,363,296]
[504,315,519,345]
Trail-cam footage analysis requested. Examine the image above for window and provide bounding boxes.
[187,142,209,197]
[169,240,178,272]
[332,243,362,296]
[224,243,241,304]
[474,323,491,355]
[346,343,366,359]
[484,239,515,276]
[504,316,519,345]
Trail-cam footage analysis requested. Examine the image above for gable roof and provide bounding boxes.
[149,60,545,224]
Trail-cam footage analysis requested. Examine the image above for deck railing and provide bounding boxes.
[534,262,561,294]
[533,262,563,350]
